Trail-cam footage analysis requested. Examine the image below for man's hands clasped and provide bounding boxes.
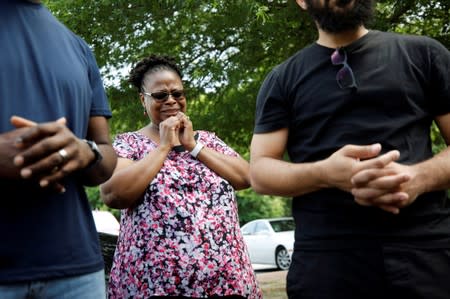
[321,143,418,214]
[351,155,419,214]
[10,115,96,193]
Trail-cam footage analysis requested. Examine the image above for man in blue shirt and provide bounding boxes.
[0,1,117,298]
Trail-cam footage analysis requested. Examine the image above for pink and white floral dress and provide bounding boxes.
[107,130,262,299]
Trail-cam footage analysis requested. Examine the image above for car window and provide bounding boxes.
[270,219,295,232]
[255,221,270,233]
[241,221,256,235]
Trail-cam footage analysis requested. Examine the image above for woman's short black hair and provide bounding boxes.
[128,54,183,92]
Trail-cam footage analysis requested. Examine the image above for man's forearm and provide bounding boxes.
[250,157,324,197]
[413,147,450,195]
[80,144,117,186]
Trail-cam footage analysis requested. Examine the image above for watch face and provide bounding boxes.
[84,139,103,167]
[86,140,98,151]
[91,140,100,151]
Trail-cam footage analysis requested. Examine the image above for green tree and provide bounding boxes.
[45,0,449,220]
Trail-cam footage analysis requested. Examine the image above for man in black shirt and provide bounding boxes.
[250,0,450,298]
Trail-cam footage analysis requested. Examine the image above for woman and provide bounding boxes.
[101,54,262,299]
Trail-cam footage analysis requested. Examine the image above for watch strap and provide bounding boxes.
[190,142,204,158]
[83,139,103,169]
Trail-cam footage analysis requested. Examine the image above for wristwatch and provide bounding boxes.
[190,141,204,158]
[83,139,103,169]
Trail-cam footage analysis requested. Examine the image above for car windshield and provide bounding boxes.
[270,219,295,232]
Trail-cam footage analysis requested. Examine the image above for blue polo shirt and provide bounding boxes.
[0,1,112,282]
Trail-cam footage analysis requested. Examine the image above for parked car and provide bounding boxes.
[92,210,120,278]
[92,210,120,236]
[241,217,295,270]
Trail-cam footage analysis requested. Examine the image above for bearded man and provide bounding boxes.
[250,0,450,298]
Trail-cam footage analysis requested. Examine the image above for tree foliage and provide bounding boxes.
[45,0,449,149]
[44,0,449,219]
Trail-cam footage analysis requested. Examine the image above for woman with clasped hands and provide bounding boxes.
[100,54,262,299]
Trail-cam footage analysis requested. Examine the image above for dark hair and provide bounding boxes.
[304,0,374,33]
[128,54,183,92]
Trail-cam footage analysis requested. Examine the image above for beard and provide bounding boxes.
[305,0,375,33]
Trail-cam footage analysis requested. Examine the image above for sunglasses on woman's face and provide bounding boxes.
[331,48,358,90]
[143,90,185,102]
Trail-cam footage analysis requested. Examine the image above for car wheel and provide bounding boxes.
[275,246,291,270]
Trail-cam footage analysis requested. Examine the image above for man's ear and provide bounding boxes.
[296,0,308,10]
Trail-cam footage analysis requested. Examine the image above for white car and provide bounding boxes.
[92,210,120,236]
[241,217,295,270]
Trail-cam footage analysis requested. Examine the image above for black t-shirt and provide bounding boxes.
[254,30,450,249]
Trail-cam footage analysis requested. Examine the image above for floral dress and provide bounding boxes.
[107,130,262,299]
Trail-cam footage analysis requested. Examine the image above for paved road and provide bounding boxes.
[252,264,277,271]
[253,266,288,299]
[255,266,287,283]
[253,264,287,278]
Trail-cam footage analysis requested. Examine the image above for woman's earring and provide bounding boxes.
[143,109,147,116]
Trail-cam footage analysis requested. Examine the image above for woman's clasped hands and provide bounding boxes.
[158,112,196,152]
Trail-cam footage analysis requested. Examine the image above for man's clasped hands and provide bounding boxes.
[319,143,420,214]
